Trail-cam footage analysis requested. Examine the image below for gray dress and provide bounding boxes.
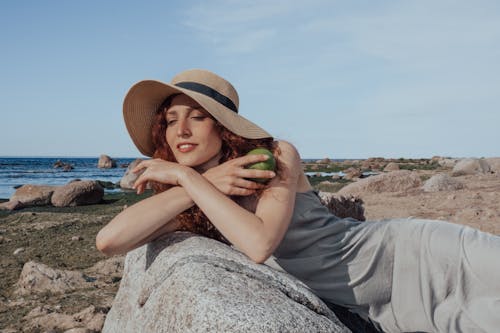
[273,190,500,333]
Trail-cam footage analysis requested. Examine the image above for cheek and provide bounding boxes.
[208,130,222,151]
[165,128,174,146]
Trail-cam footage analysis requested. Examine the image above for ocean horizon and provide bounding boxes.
[0,156,362,200]
[0,157,138,200]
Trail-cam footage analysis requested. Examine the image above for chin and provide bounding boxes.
[175,156,204,167]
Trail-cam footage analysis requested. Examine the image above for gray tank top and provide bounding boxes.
[273,190,364,290]
[273,189,394,322]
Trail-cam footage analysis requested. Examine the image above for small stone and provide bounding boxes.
[13,247,25,255]
[71,236,82,241]
[0,236,4,243]
[123,205,128,210]
[472,193,483,200]
[64,328,93,333]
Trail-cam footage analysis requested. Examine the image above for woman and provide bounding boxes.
[96,69,500,333]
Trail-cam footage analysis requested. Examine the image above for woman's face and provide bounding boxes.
[165,94,222,172]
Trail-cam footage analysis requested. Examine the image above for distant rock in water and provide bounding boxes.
[1,181,105,210]
[102,233,348,333]
[98,155,117,169]
[97,180,120,190]
[0,184,57,210]
[53,160,74,171]
[119,159,144,189]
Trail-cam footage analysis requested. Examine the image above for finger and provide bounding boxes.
[132,162,147,174]
[132,159,154,173]
[233,178,266,190]
[238,169,276,179]
[233,154,271,167]
[229,187,256,196]
[136,182,145,195]
[133,173,149,190]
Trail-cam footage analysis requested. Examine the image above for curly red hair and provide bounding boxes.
[150,95,277,244]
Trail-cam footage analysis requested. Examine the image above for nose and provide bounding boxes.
[176,118,191,137]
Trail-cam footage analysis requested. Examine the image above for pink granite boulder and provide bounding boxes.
[51,180,104,207]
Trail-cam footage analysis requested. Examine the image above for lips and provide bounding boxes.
[177,143,198,153]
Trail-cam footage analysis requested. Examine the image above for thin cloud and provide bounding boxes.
[181,0,327,53]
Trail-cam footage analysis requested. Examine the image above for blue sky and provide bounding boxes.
[1,0,499,159]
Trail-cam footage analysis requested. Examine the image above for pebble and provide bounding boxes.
[123,204,128,210]
[472,192,483,200]
[0,236,3,243]
[13,247,25,255]
[71,236,82,241]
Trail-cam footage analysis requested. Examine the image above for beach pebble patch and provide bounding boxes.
[13,247,25,255]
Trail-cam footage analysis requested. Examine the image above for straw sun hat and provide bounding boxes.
[123,69,272,157]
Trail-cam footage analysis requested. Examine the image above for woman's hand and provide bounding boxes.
[132,159,188,194]
[202,154,276,196]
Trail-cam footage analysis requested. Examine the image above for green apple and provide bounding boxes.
[245,148,276,183]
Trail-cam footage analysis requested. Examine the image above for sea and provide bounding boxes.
[0,157,138,199]
[0,157,360,200]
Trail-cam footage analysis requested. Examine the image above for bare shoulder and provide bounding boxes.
[274,140,301,166]
[272,140,302,186]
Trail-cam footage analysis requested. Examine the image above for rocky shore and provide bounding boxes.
[0,156,499,332]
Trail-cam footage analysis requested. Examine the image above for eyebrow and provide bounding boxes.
[166,107,205,116]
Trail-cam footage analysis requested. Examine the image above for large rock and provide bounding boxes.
[51,180,104,207]
[103,233,348,333]
[486,157,500,173]
[1,184,57,210]
[14,261,89,295]
[98,155,117,169]
[319,192,365,221]
[422,173,464,192]
[23,305,106,332]
[338,170,422,196]
[451,158,490,176]
[383,162,400,172]
[119,158,144,189]
[437,158,459,169]
[343,167,362,180]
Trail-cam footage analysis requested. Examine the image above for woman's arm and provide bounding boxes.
[179,141,301,263]
[95,186,193,256]
[95,152,274,256]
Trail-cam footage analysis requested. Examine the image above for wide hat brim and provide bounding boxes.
[123,79,272,157]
